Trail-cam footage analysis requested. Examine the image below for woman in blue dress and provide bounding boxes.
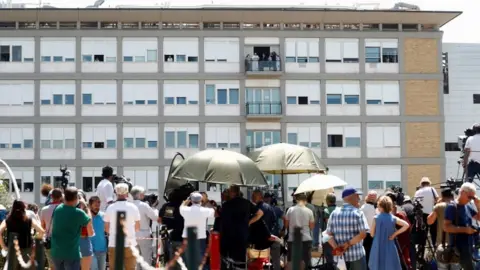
[368,196,410,270]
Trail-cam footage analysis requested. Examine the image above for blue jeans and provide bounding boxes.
[312,218,321,247]
[52,258,81,270]
[90,252,107,270]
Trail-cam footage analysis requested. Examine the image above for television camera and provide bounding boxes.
[441,177,463,194]
[112,174,133,192]
[143,193,159,207]
[59,165,71,190]
[389,185,405,206]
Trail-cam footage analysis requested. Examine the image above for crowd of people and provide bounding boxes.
[1,163,480,270]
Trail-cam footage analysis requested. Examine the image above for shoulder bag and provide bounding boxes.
[436,203,460,264]
[44,204,59,250]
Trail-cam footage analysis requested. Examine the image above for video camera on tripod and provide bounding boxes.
[389,185,405,206]
[112,174,133,192]
[441,177,463,194]
[59,165,70,190]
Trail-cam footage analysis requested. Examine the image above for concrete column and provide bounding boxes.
[239,37,245,73]
[117,37,122,73]
[319,38,326,73]
[158,36,164,73]
[198,37,205,73]
[320,80,328,159]
[239,79,246,116]
[199,80,205,116]
[34,166,40,204]
[359,38,366,74]
[158,80,164,116]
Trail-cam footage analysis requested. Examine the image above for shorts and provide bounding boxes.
[80,237,93,257]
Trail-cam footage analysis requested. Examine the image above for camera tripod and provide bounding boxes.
[414,210,436,268]
[311,204,336,270]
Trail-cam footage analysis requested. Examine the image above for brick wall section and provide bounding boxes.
[406,122,441,157]
[404,38,439,73]
[404,80,440,116]
[406,165,442,196]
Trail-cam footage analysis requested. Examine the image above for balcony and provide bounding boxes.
[245,60,283,76]
[246,102,282,119]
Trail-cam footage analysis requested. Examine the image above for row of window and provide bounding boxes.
[0,21,433,31]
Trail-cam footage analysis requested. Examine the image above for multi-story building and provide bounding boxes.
[0,7,459,204]
[443,43,480,183]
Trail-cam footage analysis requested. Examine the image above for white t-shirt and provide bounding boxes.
[104,201,141,247]
[414,186,438,214]
[179,204,214,239]
[360,203,375,233]
[97,179,115,211]
[465,134,480,162]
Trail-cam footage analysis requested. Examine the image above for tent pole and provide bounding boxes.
[281,173,288,209]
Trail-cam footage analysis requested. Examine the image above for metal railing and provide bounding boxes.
[245,59,282,72]
[245,102,282,115]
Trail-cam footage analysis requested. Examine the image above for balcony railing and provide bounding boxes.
[246,102,282,116]
[245,59,282,73]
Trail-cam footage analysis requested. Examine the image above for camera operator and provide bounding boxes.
[158,193,185,269]
[427,188,457,269]
[463,123,480,182]
[444,182,480,270]
[97,166,115,211]
[414,177,439,247]
[130,186,161,268]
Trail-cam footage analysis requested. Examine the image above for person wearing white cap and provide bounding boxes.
[104,183,141,270]
[179,192,215,264]
[414,176,439,247]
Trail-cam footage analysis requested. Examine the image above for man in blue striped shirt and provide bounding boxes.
[326,187,369,270]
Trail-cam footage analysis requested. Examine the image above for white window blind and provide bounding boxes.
[343,42,359,59]
[382,83,400,102]
[325,41,341,60]
[367,127,383,147]
[365,84,382,100]
[308,42,319,57]
[296,42,308,57]
[384,127,400,147]
[285,41,296,56]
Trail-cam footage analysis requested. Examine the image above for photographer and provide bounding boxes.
[159,193,185,269]
[131,186,161,268]
[97,166,115,211]
[444,183,480,270]
[414,177,439,247]
[463,123,480,182]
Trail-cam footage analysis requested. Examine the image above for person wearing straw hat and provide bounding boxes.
[414,177,439,247]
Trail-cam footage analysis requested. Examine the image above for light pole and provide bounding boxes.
[0,159,20,200]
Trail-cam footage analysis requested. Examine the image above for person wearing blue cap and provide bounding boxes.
[326,187,369,270]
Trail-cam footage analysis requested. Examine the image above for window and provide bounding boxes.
[164,97,174,105]
[41,56,51,62]
[148,141,157,148]
[147,50,157,62]
[366,100,381,105]
[176,97,186,105]
[135,56,145,62]
[106,140,116,148]
[65,139,75,148]
[123,56,133,62]
[165,131,175,148]
[94,142,104,149]
[229,89,239,104]
[474,94,480,104]
[445,142,460,151]
[82,94,92,105]
[365,47,381,63]
[124,138,134,148]
[189,134,199,148]
[217,89,227,104]
[298,96,308,105]
[382,48,398,63]
[53,94,63,105]
[344,95,359,104]
[53,56,63,62]
[287,97,296,104]
[164,54,174,62]
[443,53,449,94]
[11,46,22,62]
[135,138,146,148]
[328,134,343,147]
[345,137,360,147]
[82,55,92,62]
[93,55,104,62]
[188,56,198,62]
[0,46,10,62]
[327,94,342,105]
[24,139,33,148]
[177,131,187,148]
[325,40,359,63]
[65,94,75,105]
[41,140,51,148]
[176,55,186,62]
[285,39,320,64]
[206,85,215,104]
[52,140,63,149]
[287,133,298,144]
